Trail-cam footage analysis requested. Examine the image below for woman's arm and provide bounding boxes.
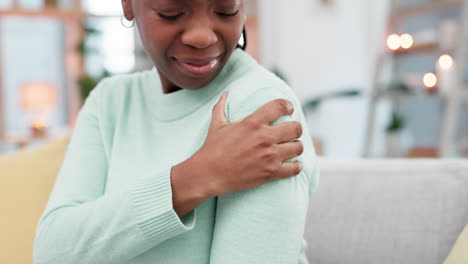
[33,81,197,264]
[209,87,319,263]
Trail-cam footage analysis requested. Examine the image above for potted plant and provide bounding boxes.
[385,109,405,157]
[77,23,111,101]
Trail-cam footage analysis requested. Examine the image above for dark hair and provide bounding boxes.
[237,26,247,50]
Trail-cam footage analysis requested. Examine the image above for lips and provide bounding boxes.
[173,56,220,77]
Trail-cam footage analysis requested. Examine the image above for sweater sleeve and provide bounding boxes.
[209,87,319,264]
[33,81,196,264]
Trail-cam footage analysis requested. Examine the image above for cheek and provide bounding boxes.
[219,20,244,48]
[137,16,178,59]
[143,26,171,53]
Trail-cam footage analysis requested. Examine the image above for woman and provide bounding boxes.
[33,0,319,263]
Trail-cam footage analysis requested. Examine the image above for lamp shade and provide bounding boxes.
[20,82,58,112]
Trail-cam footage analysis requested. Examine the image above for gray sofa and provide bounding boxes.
[304,159,468,264]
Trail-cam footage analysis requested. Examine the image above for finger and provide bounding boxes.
[276,140,304,161]
[248,99,294,125]
[276,160,303,179]
[210,92,229,129]
[270,121,303,143]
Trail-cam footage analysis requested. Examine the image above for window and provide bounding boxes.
[83,1,135,75]
[83,0,123,16]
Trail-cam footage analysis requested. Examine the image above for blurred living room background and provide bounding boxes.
[1,0,468,159]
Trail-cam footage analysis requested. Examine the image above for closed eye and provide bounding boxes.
[216,10,239,17]
[157,12,184,21]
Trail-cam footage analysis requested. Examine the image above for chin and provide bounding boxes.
[173,69,222,90]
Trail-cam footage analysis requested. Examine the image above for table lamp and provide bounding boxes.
[20,82,58,138]
[44,0,58,8]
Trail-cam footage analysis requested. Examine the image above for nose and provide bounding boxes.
[181,20,218,49]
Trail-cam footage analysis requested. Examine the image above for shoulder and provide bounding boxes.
[89,70,151,102]
[79,70,155,131]
[224,63,300,123]
[83,70,155,114]
[223,62,319,195]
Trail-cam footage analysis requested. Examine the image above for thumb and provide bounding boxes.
[210,91,229,129]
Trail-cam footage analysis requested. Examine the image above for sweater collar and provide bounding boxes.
[146,49,255,122]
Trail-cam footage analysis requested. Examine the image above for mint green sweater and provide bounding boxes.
[33,49,319,264]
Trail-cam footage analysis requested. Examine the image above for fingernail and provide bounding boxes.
[298,162,303,170]
[287,101,294,112]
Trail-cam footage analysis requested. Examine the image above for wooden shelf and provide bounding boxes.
[376,88,468,101]
[0,9,120,20]
[365,0,468,158]
[0,9,83,19]
[391,42,441,55]
[376,91,441,101]
[391,0,462,21]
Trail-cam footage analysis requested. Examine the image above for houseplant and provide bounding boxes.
[385,109,405,157]
[77,23,111,101]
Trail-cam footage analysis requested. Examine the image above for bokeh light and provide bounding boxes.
[387,34,401,51]
[438,54,454,70]
[423,73,438,89]
[400,34,414,49]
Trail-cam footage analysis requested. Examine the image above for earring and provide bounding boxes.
[121,16,135,28]
[237,26,247,51]
[242,27,247,50]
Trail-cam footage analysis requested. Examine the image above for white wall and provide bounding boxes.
[258,0,389,158]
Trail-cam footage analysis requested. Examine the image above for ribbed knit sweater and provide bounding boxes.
[33,49,319,264]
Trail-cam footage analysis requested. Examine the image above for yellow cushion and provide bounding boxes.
[0,138,69,264]
[444,224,468,264]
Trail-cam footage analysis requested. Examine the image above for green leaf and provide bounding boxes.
[386,110,405,132]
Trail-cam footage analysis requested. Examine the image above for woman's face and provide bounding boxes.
[122,0,245,93]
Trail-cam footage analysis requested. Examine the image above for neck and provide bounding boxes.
[158,69,182,94]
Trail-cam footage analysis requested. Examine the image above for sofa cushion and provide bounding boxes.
[305,159,468,264]
[444,224,468,264]
[0,138,69,264]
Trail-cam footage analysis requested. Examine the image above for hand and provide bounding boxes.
[187,92,304,197]
[171,92,304,217]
